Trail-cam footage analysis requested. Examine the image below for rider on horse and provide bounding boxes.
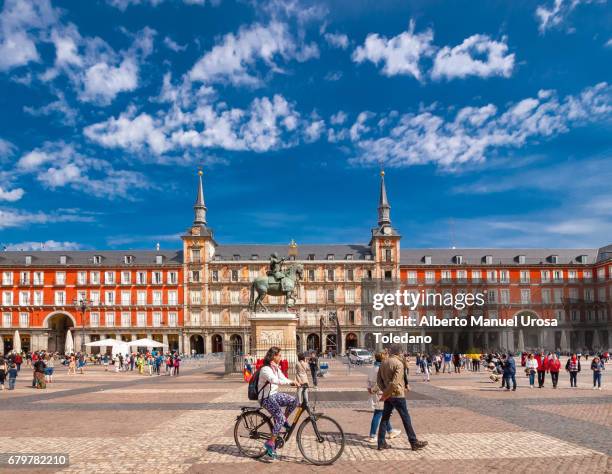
[267,252,287,291]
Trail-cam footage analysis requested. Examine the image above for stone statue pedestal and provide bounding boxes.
[250,312,298,375]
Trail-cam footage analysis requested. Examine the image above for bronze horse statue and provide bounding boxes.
[249,263,303,312]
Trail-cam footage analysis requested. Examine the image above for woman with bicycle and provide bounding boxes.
[258,346,299,458]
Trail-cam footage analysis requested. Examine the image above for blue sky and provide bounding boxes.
[0,0,610,251]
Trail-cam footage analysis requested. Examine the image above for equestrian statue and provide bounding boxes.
[249,253,303,312]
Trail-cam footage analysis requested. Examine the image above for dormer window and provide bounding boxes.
[484,255,493,265]
[454,255,463,265]
[124,255,134,264]
[345,254,353,260]
[59,255,67,265]
[93,255,102,265]
[327,254,334,260]
[307,254,315,261]
[518,255,526,264]
[289,255,296,260]
[577,255,588,264]
[155,255,163,265]
[424,255,432,265]
[365,254,372,260]
[251,254,258,260]
[549,255,559,264]
[233,254,240,261]
[25,255,32,265]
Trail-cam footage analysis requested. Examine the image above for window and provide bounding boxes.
[487,270,497,283]
[553,289,563,303]
[105,312,115,327]
[168,290,178,305]
[25,255,32,265]
[168,312,177,327]
[488,290,497,303]
[550,255,559,264]
[152,271,162,284]
[137,312,146,327]
[424,255,432,265]
[33,291,43,306]
[191,271,200,283]
[121,312,131,327]
[583,270,592,281]
[488,311,498,320]
[308,269,315,281]
[191,249,201,262]
[211,270,219,282]
[190,310,200,325]
[571,310,578,321]
[2,313,11,327]
[384,270,392,281]
[542,289,551,304]
[251,254,259,260]
[59,255,67,265]
[230,290,240,305]
[346,268,354,281]
[104,290,115,306]
[597,268,605,281]
[307,254,315,261]
[521,289,531,304]
[541,270,550,283]
[190,290,201,305]
[345,288,355,304]
[167,271,178,284]
[2,271,13,285]
[456,270,467,282]
[407,271,417,284]
[90,312,100,327]
[77,271,87,285]
[441,270,452,282]
[385,249,392,262]
[19,271,29,285]
[454,255,463,264]
[500,270,509,283]
[327,254,334,260]
[19,291,30,306]
[231,270,239,282]
[55,272,66,285]
[19,313,29,327]
[598,288,606,302]
[211,290,221,305]
[327,289,335,303]
[136,271,147,285]
[33,271,44,285]
[121,291,131,306]
[500,289,510,305]
[152,291,162,305]
[518,255,526,264]
[577,254,587,264]
[121,271,131,284]
[156,255,163,265]
[520,271,530,283]
[585,288,594,302]
[472,270,481,282]
[553,270,563,282]
[211,311,220,325]
[327,269,334,281]
[153,312,162,327]
[90,271,100,285]
[569,288,578,300]
[230,311,240,326]
[124,255,134,264]
[105,271,115,284]
[137,291,146,305]
[93,255,102,264]
[555,310,564,321]
[484,255,493,264]
[2,291,13,306]
[568,270,577,282]
[54,291,65,305]
[233,254,240,261]
[346,254,353,260]
[425,271,435,284]
[90,291,100,306]
[306,290,317,304]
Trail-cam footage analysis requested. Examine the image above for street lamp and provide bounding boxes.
[73,297,92,353]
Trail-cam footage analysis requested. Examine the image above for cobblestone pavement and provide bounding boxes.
[0,358,609,473]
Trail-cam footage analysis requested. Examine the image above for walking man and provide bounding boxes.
[376,345,428,452]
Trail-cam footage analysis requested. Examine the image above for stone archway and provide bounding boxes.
[46,313,75,353]
[364,333,376,351]
[190,335,204,354]
[230,334,243,355]
[325,334,337,354]
[306,333,320,352]
[211,334,223,353]
[345,332,358,350]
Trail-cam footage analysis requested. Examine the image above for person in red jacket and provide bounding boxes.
[280,359,289,378]
[548,354,561,388]
[535,352,548,388]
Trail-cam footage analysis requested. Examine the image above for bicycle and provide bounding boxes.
[234,384,345,465]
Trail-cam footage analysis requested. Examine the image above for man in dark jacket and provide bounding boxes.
[503,352,517,391]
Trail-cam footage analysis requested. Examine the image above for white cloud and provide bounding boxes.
[352,20,434,80]
[0,138,16,158]
[342,82,611,170]
[324,71,342,81]
[189,21,318,87]
[106,0,217,10]
[605,38,612,48]
[0,186,24,202]
[535,0,605,33]
[23,91,78,126]
[81,58,139,104]
[0,0,58,71]
[324,32,349,49]
[163,36,187,52]
[15,142,150,199]
[3,240,83,251]
[0,208,94,230]
[330,111,347,125]
[431,35,514,80]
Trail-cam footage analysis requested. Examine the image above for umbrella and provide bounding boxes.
[127,338,166,348]
[592,330,600,351]
[112,342,131,357]
[85,338,123,347]
[65,330,74,354]
[13,330,21,353]
[517,330,525,353]
[560,330,569,352]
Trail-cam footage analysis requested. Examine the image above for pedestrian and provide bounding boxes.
[45,356,54,384]
[526,353,538,388]
[33,358,46,389]
[535,352,547,388]
[367,352,400,443]
[549,354,561,388]
[295,353,310,405]
[15,353,22,372]
[420,355,430,382]
[591,356,604,390]
[503,352,517,391]
[0,358,6,391]
[308,351,318,387]
[452,353,461,373]
[67,355,76,375]
[442,352,452,374]
[565,353,580,387]
[173,355,181,376]
[8,363,18,390]
[376,344,428,452]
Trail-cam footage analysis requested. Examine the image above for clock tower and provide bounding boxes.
[370,170,401,280]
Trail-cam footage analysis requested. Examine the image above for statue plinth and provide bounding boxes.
[250,312,298,375]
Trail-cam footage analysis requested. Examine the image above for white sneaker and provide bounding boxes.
[598,387,602,390]
[388,429,401,439]
[593,386,597,390]
[368,436,377,443]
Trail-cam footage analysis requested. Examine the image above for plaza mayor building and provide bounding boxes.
[0,172,610,355]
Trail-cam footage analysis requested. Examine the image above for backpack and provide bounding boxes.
[247,369,269,401]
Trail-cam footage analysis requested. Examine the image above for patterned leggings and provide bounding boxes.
[262,392,298,436]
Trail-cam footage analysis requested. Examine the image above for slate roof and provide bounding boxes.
[400,248,602,265]
[0,250,183,267]
[214,244,373,261]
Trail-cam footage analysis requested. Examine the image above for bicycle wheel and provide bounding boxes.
[297,414,345,465]
[234,410,273,459]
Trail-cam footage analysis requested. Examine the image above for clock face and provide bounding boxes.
[383,226,391,235]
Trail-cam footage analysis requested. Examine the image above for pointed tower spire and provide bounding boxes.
[193,168,207,226]
[378,169,391,226]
